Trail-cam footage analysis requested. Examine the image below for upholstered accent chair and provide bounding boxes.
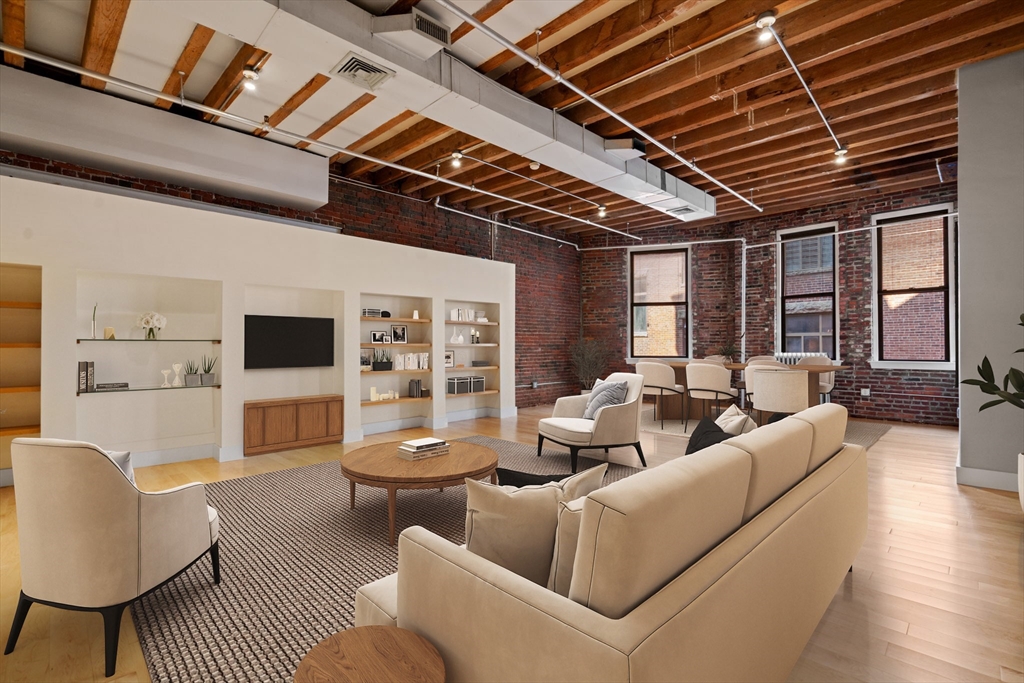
[537,373,646,473]
[684,362,737,429]
[636,361,686,430]
[798,355,837,402]
[4,438,221,677]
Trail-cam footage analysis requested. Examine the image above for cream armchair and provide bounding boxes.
[4,438,221,678]
[537,372,646,473]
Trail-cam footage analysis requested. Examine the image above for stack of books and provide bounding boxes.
[397,437,450,461]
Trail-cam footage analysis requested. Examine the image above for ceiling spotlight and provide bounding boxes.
[529,161,541,171]
[242,67,260,91]
[451,150,463,167]
[755,11,776,41]
[834,146,849,164]
[598,205,607,218]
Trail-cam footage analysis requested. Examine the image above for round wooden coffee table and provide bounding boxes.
[341,441,498,545]
[294,626,444,683]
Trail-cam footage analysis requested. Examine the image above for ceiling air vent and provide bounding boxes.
[330,52,396,91]
[372,7,451,60]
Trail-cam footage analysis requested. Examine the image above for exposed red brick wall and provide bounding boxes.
[581,183,959,426]
[0,149,581,407]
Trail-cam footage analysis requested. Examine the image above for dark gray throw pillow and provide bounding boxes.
[685,418,732,455]
[583,380,628,419]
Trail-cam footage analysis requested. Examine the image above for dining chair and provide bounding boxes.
[684,362,737,432]
[749,368,809,421]
[636,361,687,430]
[702,355,729,364]
[797,355,836,403]
[742,358,787,411]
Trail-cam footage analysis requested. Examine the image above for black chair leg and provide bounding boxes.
[604,447,609,454]
[569,447,579,474]
[660,389,665,430]
[683,394,689,434]
[3,592,32,655]
[100,604,126,677]
[536,434,544,457]
[634,442,647,468]
[211,541,221,584]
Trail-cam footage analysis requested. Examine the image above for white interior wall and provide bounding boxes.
[0,174,516,469]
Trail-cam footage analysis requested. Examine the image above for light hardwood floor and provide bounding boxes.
[1,407,1021,682]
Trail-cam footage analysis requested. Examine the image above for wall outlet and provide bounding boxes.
[531,381,539,389]
[860,388,871,397]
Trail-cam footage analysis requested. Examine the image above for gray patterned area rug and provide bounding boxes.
[130,436,641,683]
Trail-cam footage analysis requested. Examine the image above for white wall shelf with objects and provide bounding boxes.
[0,263,42,487]
[359,293,435,435]
[444,300,501,422]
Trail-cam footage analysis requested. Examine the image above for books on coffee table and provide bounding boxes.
[397,437,450,461]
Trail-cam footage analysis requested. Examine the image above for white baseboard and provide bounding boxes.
[0,468,12,487]
[132,443,219,468]
[447,407,502,423]
[361,417,429,436]
[955,464,1019,492]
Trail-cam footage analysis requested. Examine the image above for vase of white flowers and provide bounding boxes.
[137,312,166,340]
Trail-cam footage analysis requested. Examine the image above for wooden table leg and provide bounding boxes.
[349,479,356,510]
[807,371,821,407]
[387,485,397,546]
[490,470,497,484]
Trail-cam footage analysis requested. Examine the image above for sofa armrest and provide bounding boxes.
[397,527,632,682]
[591,399,640,445]
[553,393,590,418]
[139,483,212,593]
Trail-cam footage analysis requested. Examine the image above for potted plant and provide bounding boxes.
[961,313,1024,510]
[137,311,166,340]
[200,355,218,386]
[570,339,612,392]
[718,340,739,363]
[372,349,393,372]
[183,359,201,387]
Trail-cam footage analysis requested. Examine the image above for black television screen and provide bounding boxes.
[244,315,334,369]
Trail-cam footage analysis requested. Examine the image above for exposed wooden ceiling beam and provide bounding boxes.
[341,119,453,178]
[254,73,330,137]
[80,0,131,90]
[297,93,377,151]
[498,0,713,95]
[371,132,483,186]
[384,0,420,16]
[202,43,269,121]
[155,23,214,109]
[1,0,25,67]
[476,0,613,74]
[451,0,515,43]
[329,110,417,164]
[401,146,512,195]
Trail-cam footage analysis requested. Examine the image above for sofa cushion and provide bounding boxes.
[354,573,398,628]
[583,380,628,419]
[547,496,585,597]
[568,445,752,618]
[715,404,758,435]
[790,403,848,474]
[539,417,595,445]
[105,449,135,485]
[725,417,814,523]
[685,418,733,455]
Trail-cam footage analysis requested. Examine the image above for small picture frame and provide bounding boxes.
[444,350,455,368]
[359,349,372,369]
[391,324,408,344]
[382,334,392,344]
[371,331,387,344]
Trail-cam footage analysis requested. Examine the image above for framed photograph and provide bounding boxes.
[444,350,455,368]
[391,324,408,344]
[371,330,387,344]
[382,334,392,344]
[359,349,373,370]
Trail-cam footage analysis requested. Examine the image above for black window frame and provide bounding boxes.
[629,248,688,358]
[876,210,951,363]
[780,227,837,360]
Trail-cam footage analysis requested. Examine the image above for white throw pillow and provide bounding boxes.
[547,496,585,596]
[715,404,757,435]
[465,465,608,585]
[105,449,135,485]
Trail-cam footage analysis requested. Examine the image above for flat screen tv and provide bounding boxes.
[244,315,334,369]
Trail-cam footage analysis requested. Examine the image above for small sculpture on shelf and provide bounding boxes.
[171,363,183,387]
[161,369,171,388]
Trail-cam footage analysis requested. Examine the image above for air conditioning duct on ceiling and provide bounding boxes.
[604,137,646,160]
[330,51,396,91]
[372,8,450,59]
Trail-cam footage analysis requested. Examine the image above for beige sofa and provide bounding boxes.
[356,404,867,682]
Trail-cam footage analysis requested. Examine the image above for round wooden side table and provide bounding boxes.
[294,626,444,683]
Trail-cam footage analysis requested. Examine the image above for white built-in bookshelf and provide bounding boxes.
[444,299,500,418]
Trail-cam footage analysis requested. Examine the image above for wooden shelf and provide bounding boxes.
[446,365,498,371]
[362,395,430,405]
[447,390,499,397]
[0,425,41,437]
[360,369,432,375]
[0,386,40,393]
[0,342,40,349]
[361,317,430,323]
[446,320,497,326]
[0,301,41,309]
[360,343,431,348]
[446,343,498,347]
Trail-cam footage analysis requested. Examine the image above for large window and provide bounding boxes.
[873,207,954,364]
[630,249,688,358]
[779,226,836,358]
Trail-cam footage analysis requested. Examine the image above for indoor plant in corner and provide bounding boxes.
[570,339,612,394]
[372,349,393,372]
[960,313,1024,510]
[183,359,201,387]
[200,355,218,386]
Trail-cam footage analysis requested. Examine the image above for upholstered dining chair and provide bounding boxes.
[749,368,809,421]
[636,361,686,430]
[684,362,737,431]
[4,438,221,677]
[537,372,646,473]
[702,355,729,364]
[743,358,788,409]
[746,355,778,363]
[798,355,837,403]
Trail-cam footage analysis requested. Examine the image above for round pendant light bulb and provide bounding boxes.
[759,28,773,41]
[598,205,607,218]
[755,11,776,41]
[451,158,461,168]
[241,67,260,92]
[529,161,541,171]
[243,80,256,91]
[834,146,849,164]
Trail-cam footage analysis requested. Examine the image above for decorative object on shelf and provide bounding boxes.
[476,311,486,320]
[477,317,489,323]
[412,310,419,319]
[447,376,471,395]
[395,353,405,371]
[362,308,382,318]
[161,370,171,388]
[95,382,129,392]
[78,361,88,393]
[183,360,201,387]
[383,334,391,344]
[381,311,392,318]
[371,330,387,344]
[200,355,218,386]
[370,386,378,401]
[91,303,98,339]
[420,352,429,370]
[171,363,183,387]
[360,349,372,371]
[137,311,166,340]
[421,388,431,398]
[103,327,116,340]
[409,379,423,398]
[450,308,477,322]
[469,328,475,344]
[372,349,393,371]
[472,360,490,367]
[391,324,408,344]
[444,351,455,368]
[570,338,613,390]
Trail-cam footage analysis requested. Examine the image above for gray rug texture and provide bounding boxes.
[129,436,641,683]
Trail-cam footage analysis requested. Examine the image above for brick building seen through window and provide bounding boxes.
[781,228,836,358]
[631,249,688,357]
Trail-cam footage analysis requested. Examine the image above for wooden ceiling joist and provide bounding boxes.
[202,42,269,121]
[1,0,25,67]
[329,110,417,164]
[80,0,132,90]
[370,132,483,186]
[296,93,377,151]
[254,73,330,137]
[384,0,421,16]
[400,146,513,195]
[340,119,453,178]
[155,23,214,109]
[451,0,515,43]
